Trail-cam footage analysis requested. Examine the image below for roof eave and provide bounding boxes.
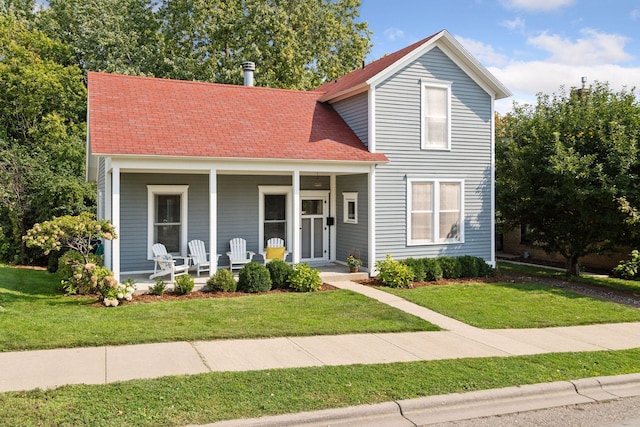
[318,82,369,103]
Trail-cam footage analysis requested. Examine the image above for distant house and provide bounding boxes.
[86,29,511,281]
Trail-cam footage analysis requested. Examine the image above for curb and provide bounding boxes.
[194,374,640,427]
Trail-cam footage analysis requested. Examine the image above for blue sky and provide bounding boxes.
[359,0,640,114]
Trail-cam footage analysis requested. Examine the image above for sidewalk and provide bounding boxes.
[2,279,640,425]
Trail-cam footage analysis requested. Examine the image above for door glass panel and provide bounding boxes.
[302,199,323,215]
[314,218,323,257]
[301,218,311,258]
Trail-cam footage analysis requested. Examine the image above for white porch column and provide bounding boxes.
[329,174,337,261]
[104,165,112,270]
[209,168,218,272]
[368,165,376,275]
[292,169,301,264]
[112,165,121,282]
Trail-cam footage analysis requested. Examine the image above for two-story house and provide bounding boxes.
[86,29,511,281]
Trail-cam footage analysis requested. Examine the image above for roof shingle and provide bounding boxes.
[88,72,387,163]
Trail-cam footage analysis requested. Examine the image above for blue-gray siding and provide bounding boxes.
[336,174,369,267]
[119,173,331,272]
[331,92,369,147]
[97,157,105,219]
[373,46,493,262]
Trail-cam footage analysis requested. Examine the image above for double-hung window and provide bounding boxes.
[407,179,463,245]
[147,185,189,258]
[421,80,452,150]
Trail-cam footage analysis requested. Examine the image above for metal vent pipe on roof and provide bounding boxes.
[242,61,255,86]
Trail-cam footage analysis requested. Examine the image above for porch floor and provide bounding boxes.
[124,263,369,294]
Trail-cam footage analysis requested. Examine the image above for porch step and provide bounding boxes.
[319,270,369,283]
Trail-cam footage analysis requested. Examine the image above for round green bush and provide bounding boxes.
[401,258,426,282]
[289,263,322,292]
[458,255,480,278]
[57,250,102,280]
[422,258,443,281]
[437,256,462,279]
[173,274,195,295]
[266,259,293,289]
[205,269,237,292]
[376,254,414,288]
[238,262,272,293]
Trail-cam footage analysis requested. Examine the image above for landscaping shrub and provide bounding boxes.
[148,277,167,296]
[266,259,293,289]
[422,258,443,281]
[173,274,195,295]
[376,254,414,288]
[477,258,496,277]
[613,250,640,280]
[237,262,272,293]
[58,250,110,295]
[205,269,237,292]
[97,277,135,307]
[289,263,322,292]
[401,258,426,282]
[458,255,480,278]
[437,256,462,279]
[57,250,102,281]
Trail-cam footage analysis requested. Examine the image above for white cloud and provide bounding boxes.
[500,17,526,32]
[528,29,633,65]
[490,61,640,114]
[455,36,509,67]
[383,28,405,42]
[500,0,574,12]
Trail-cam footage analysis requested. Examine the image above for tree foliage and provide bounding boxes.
[39,0,371,89]
[0,16,93,263]
[497,82,640,275]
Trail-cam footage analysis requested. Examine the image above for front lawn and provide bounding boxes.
[1,348,639,426]
[382,282,640,328]
[0,266,436,351]
[498,261,640,293]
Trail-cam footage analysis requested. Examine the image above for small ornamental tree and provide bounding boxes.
[23,212,116,264]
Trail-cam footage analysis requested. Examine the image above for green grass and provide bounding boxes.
[0,266,437,351]
[498,260,640,294]
[1,348,640,426]
[383,282,640,328]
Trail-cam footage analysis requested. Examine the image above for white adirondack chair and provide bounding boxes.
[226,238,255,271]
[149,243,190,282]
[260,238,289,264]
[188,239,218,277]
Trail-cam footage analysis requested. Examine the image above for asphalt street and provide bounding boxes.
[430,395,640,427]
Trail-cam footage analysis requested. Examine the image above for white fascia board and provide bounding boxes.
[104,156,380,175]
[366,30,511,100]
[319,82,369,104]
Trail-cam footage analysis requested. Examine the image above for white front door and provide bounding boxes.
[300,191,329,262]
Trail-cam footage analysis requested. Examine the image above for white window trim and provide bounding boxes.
[407,178,464,246]
[147,185,189,259]
[342,192,358,224]
[258,186,292,253]
[421,79,452,151]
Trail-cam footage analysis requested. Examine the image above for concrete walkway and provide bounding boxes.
[2,279,640,425]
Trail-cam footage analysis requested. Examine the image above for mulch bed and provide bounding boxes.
[89,283,338,307]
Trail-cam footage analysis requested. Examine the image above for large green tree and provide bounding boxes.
[0,17,93,263]
[497,82,640,275]
[40,0,370,89]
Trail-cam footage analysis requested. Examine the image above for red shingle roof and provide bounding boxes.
[315,32,440,100]
[88,72,387,163]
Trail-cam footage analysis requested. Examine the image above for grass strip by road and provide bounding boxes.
[382,282,640,328]
[1,348,639,426]
[0,266,436,351]
[498,261,640,293]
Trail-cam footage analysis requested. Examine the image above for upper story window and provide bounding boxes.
[421,80,452,150]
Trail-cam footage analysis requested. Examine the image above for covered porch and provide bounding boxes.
[99,157,377,283]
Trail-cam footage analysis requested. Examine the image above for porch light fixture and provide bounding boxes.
[313,173,323,188]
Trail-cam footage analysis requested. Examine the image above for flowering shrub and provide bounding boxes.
[346,255,362,269]
[61,260,110,295]
[24,212,117,264]
[98,277,136,307]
